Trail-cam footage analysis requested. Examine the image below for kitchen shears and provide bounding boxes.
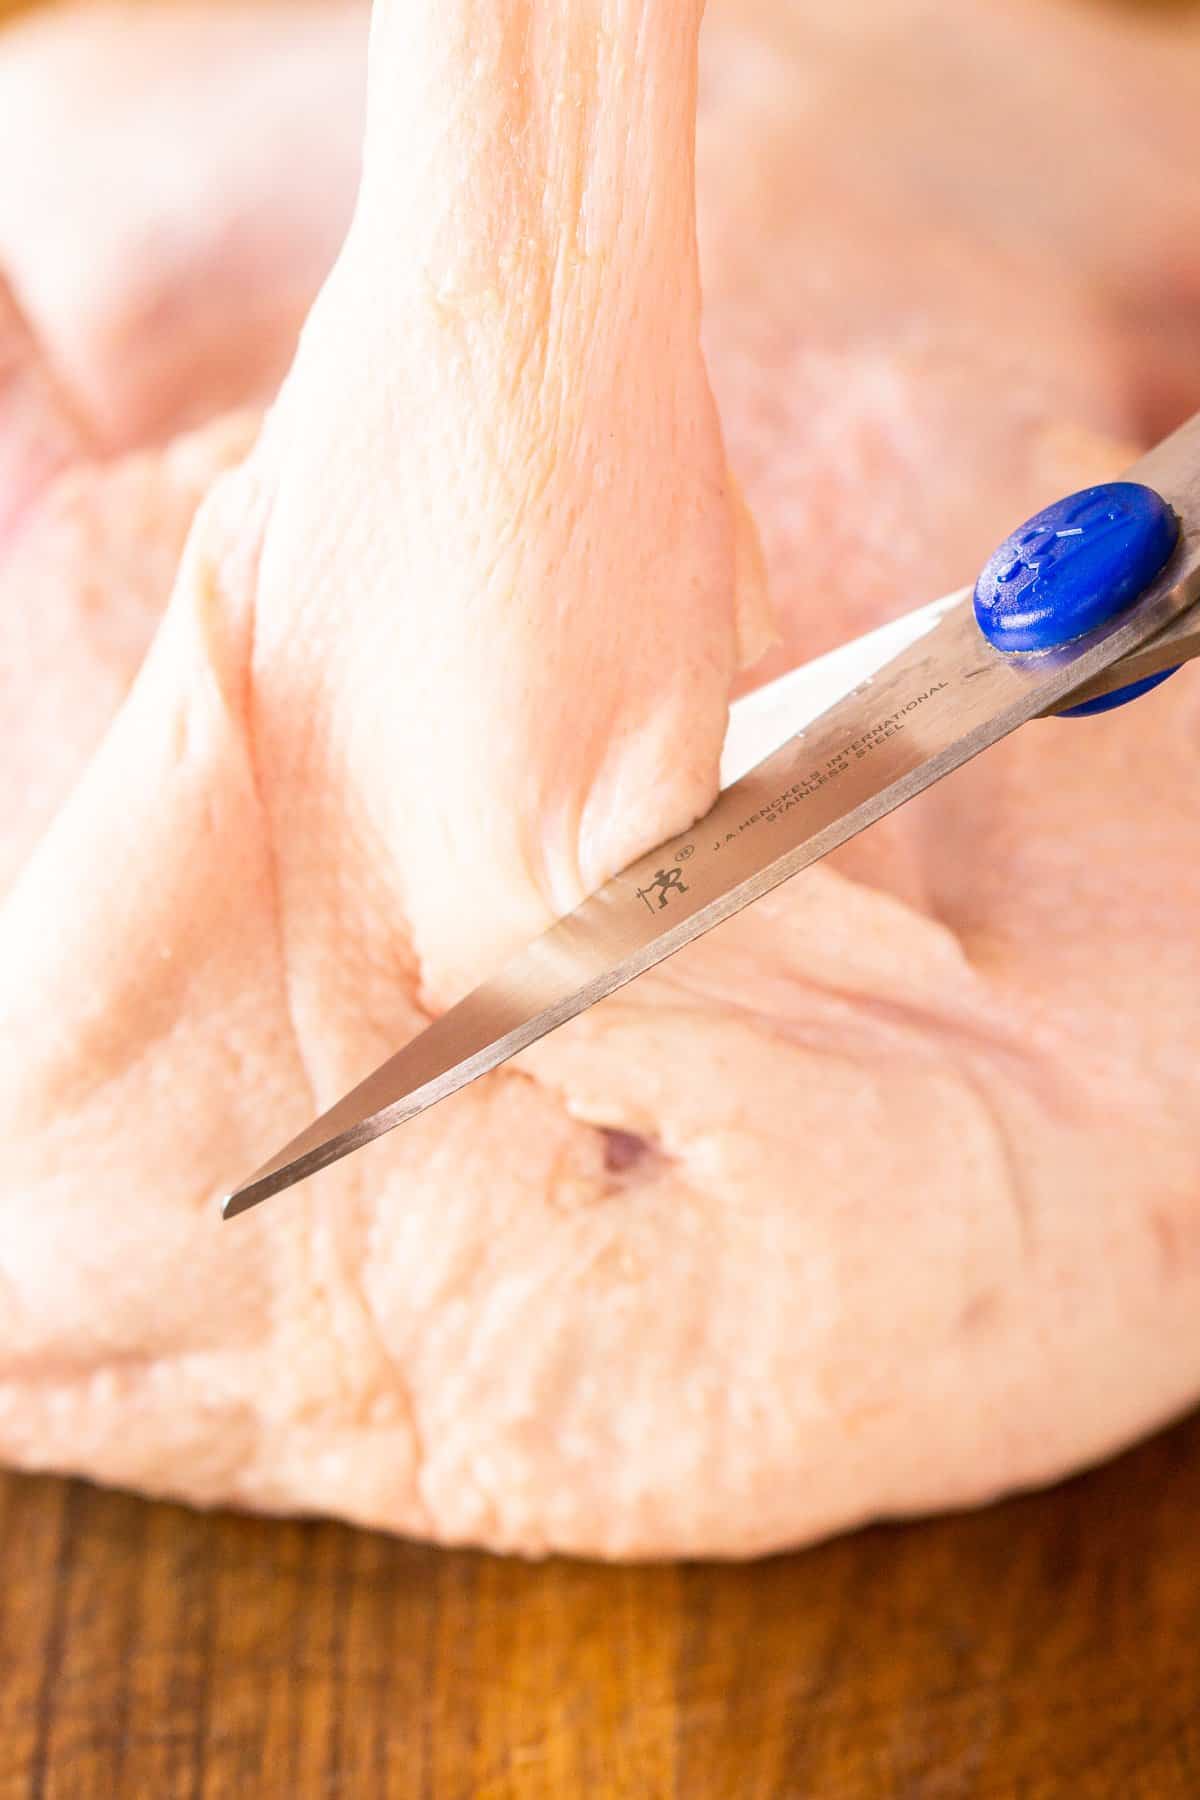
[223,411,1200,1219]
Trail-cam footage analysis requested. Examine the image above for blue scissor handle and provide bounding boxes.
[973,481,1180,715]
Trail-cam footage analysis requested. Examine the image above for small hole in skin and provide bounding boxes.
[602,1128,651,1173]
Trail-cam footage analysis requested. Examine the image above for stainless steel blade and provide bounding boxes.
[223,413,1200,1219]
[1048,595,1200,711]
[719,587,1200,786]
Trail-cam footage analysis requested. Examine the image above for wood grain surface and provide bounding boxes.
[1,1406,1197,1798]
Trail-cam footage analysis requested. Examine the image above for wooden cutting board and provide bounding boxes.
[1,1408,1198,1797]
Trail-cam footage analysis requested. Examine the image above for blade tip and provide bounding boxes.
[220,1112,380,1222]
[220,1152,312,1220]
[220,1185,257,1221]
[221,1169,284,1220]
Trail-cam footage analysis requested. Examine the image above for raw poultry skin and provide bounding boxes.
[0,0,1199,1558]
[0,0,362,882]
[0,0,366,452]
[0,275,259,891]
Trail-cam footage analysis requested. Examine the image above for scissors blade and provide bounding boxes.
[224,418,1200,1220]
[1051,592,1200,711]
[720,582,1200,785]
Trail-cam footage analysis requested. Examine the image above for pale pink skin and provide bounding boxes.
[1,0,1199,1559]
[0,273,258,891]
[0,0,366,452]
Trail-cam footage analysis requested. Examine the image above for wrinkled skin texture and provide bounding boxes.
[1,0,1199,1558]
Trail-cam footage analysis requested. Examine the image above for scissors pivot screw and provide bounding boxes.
[974,481,1180,715]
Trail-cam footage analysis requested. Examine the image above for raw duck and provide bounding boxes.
[0,0,1198,1558]
[0,0,362,882]
[0,274,260,891]
[0,0,366,451]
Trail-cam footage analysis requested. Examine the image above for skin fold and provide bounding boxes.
[0,0,1198,1558]
[0,273,258,890]
[0,0,367,450]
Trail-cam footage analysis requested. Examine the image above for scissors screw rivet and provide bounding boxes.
[974,480,1181,716]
